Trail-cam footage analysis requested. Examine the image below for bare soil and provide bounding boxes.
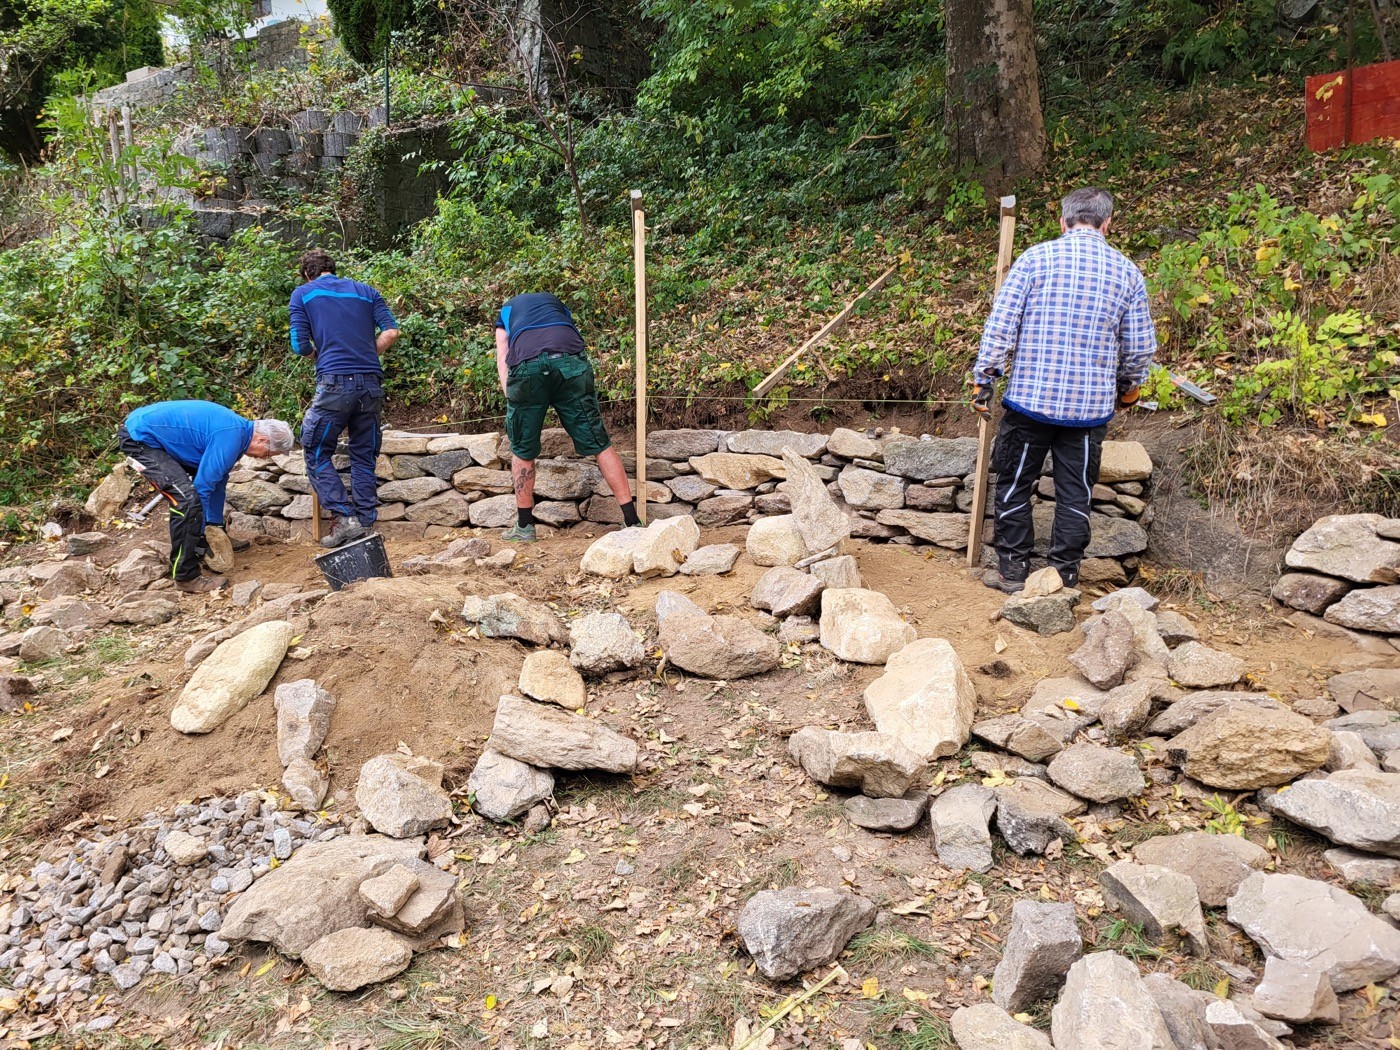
[3,516,1398,1048]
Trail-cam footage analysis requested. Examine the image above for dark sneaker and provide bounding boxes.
[321,516,367,549]
[176,575,228,594]
[501,523,537,543]
[982,570,1025,594]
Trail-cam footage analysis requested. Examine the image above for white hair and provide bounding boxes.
[254,419,294,454]
[1062,187,1115,228]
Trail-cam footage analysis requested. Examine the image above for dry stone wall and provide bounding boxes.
[1272,514,1400,644]
[225,426,1158,577]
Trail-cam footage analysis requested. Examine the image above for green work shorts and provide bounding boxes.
[505,352,612,461]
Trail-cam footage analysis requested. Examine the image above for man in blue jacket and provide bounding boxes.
[290,249,400,549]
[119,402,294,593]
[972,187,1157,592]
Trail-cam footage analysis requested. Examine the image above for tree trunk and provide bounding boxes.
[944,0,1045,190]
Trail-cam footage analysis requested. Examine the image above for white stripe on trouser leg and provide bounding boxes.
[997,442,1031,521]
[1069,432,1090,521]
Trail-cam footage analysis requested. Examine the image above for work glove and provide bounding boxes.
[1117,386,1141,411]
[971,384,994,418]
[203,524,236,573]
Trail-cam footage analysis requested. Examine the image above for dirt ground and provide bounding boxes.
[4,516,1399,1049]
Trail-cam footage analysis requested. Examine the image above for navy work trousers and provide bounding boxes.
[118,425,206,581]
[991,408,1106,586]
[301,373,384,526]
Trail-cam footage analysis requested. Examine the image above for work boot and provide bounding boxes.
[501,523,537,543]
[230,535,252,553]
[176,575,228,594]
[321,516,367,549]
[982,570,1025,595]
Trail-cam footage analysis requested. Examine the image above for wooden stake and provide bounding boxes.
[966,194,1017,568]
[311,491,323,543]
[631,190,648,525]
[752,263,897,399]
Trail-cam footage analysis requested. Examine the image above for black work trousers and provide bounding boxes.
[991,409,1106,585]
[118,426,206,582]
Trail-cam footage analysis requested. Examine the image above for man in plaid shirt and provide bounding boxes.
[972,187,1157,592]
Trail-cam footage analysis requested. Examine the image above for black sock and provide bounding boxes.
[620,501,640,527]
[517,506,535,528]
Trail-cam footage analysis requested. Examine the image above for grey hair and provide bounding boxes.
[254,419,294,454]
[1062,187,1114,229]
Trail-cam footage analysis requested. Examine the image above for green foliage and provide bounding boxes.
[325,0,429,66]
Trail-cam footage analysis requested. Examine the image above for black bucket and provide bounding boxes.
[314,533,393,591]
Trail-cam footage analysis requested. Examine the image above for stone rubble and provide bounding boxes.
[991,900,1082,1013]
[737,887,875,980]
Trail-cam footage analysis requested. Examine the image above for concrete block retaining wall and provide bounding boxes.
[224,427,1157,581]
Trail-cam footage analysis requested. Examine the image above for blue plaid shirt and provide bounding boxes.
[975,227,1157,427]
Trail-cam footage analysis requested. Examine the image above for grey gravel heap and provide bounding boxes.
[0,794,342,1005]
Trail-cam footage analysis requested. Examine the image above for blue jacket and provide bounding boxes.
[289,274,398,377]
[123,401,253,526]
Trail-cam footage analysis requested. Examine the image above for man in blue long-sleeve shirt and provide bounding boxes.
[972,187,1157,592]
[289,249,400,549]
[119,402,293,592]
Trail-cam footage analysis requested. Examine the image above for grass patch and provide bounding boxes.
[558,922,615,966]
[1102,919,1167,962]
[847,927,942,966]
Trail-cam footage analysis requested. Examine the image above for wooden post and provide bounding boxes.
[310,491,323,543]
[631,189,648,526]
[966,195,1018,568]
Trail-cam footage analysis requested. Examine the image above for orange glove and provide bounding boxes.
[972,385,994,417]
[1117,386,1141,411]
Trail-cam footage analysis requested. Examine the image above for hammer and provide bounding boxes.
[130,493,165,524]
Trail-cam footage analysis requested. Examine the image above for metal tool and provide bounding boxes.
[130,493,164,524]
[1167,371,1218,406]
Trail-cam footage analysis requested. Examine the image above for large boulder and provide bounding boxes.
[659,609,781,680]
[1146,691,1284,736]
[579,528,648,579]
[819,588,916,665]
[1051,951,1175,1049]
[467,493,517,528]
[1272,572,1351,614]
[467,749,555,822]
[487,695,638,773]
[301,927,414,992]
[217,835,425,957]
[862,638,975,760]
[928,784,996,872]
[355,754,453,838]
[170,620,295,734]
[787,728,925,798]
[1284,513,1400,584]
[1165,702,1331,789]
[737,887,875,980]
[274,679,336,766]
[1261,767,1400,857]
[404,490,471,526]
[460,592,567,646]
[1227,871,1400,990]
[568,612,645,675]
[225,480,292,514]
[1132,832,1270,907]
[746,514,807,567]
[992,900,1082,1013]
[85,463,134,520]
[1323,585,1400,634]
[1068,610,1135,689]
[782,450,851,554]
[874,509,970,547]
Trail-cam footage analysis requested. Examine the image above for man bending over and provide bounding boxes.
[495,292,638,542]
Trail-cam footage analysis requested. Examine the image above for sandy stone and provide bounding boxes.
[302,927,414,991]
[1285,513,1400,584]
[85,463,134,520]
[843,791,928,832]
[1261,768,1400,857]
[665,474,717,503]
[809,555,862,589]
[837,466,904,510]
[1323,584,1400,634]
[783,450,851,555]
[1204,999,1288,1049]
[659,610,781,679]
[874,509,970,547]
[467,493,517,528]
[1326,730,1381,771]
[632,515,701,578]
[971,715,1064,762]
[751,566,825,618]
[1166,702,1331,789]
[1167,641,1245,687]
[519,649,587,709]
[928,784,996,872]
[1272,572,1351,614]
[1132,832,1270,907]
[171,620,294,734]
[1146,691,1284,736]
[282,757,328,811]
[356,754,453,838]
[162,830,208,865]
[787,728,926,798]
[746,514,807,567]
[1141,973,1216,1050]
[1251,957,1339,1025]
[1047,742,1145,803]
[467,749,555,822]
[1069,610,1135,688]
[689,452,785,490]
[738,887,875,980]
[863,638,975,760]
[679,543,742,576]
[488,695,638,773]
[1099,861,1207,955]
[993,779,1086,855]
[580,528,648,578]
[1099,681,1158,741]
[460,592,567,646]
[1323,846,1400,886]
[1226,871,1400,991]
[359,865,419,917]
[569,611,645,675]
[645,429,726,459]
[1328,668,1400,712]
[819,588,916,665]
[883,437,979,481]
[728,430,827,458]
[992,900,1082,1013]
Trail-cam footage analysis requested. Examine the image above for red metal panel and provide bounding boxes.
[1306,58,1400,151]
